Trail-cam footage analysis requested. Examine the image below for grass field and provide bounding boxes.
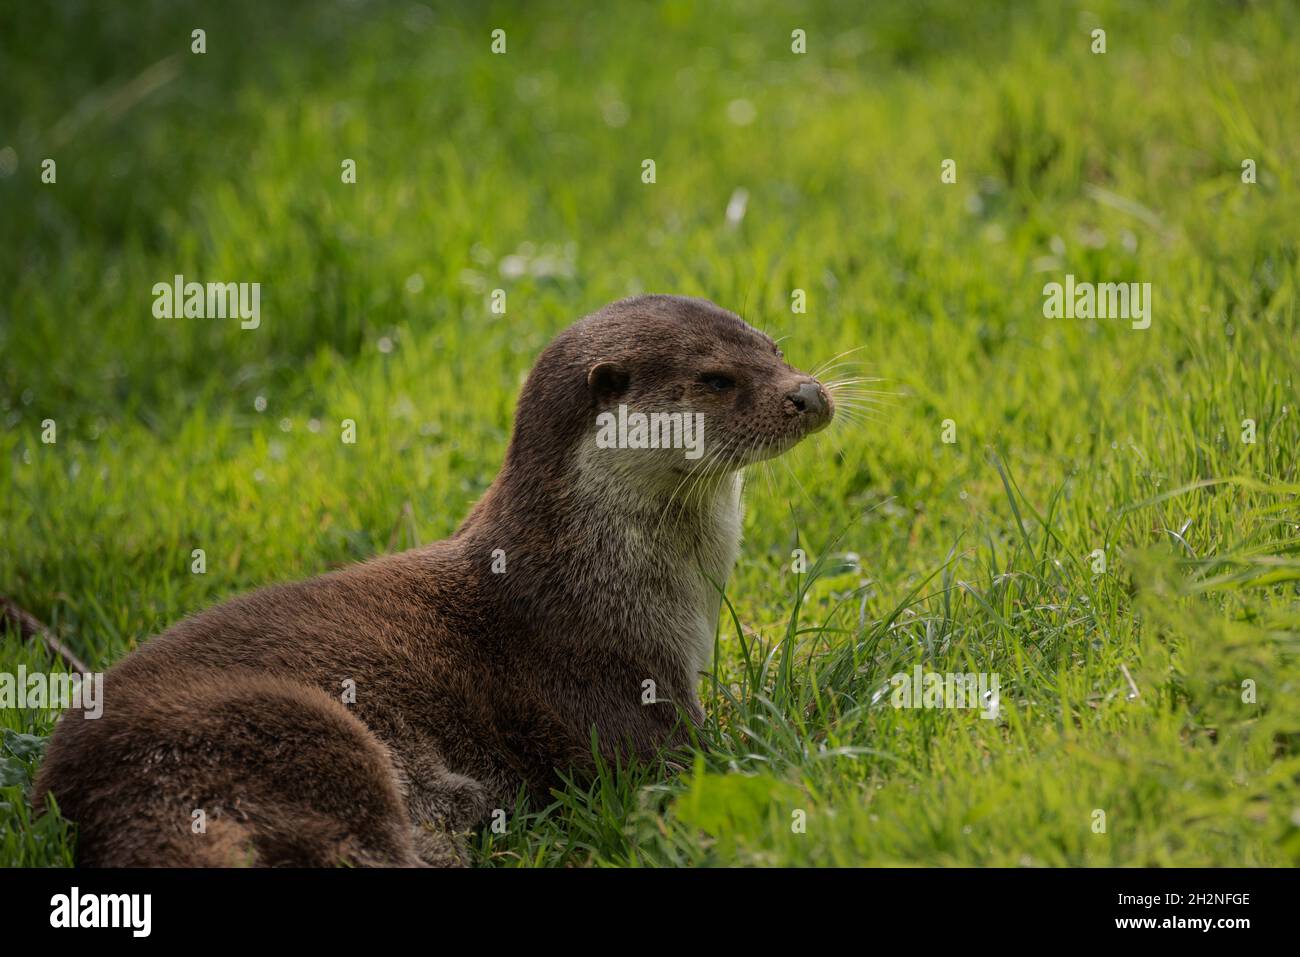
[2,0,1299,867]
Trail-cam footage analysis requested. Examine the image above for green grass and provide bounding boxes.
[2,0,1299,867]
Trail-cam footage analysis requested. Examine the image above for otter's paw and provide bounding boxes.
[410,823,471,868]
[438,770,492,826]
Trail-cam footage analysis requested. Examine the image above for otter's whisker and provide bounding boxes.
[830,396,894,410]
[823,382,894,395]
[681,458,730,529]
[823,383,900,397]
[830,407,887,428]
[828,396,901,414]
[659,449,717,537]
[810,346,868,378]
[825,387,891,400]
[778,451,812,506]
[831,397,895,413]
[821,375,888,386]
[827,405,887,430]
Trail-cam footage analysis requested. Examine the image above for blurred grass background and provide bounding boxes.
[2,0,1298,866]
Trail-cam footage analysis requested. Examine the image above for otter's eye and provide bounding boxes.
[700,372,735,392]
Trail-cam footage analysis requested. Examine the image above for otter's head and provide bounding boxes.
[506,295,833,495]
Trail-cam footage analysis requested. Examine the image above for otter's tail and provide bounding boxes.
[34,670,426,867]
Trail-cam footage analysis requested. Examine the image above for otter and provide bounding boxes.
[33,294,834,867]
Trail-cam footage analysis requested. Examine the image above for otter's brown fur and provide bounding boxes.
[33,295,832,866]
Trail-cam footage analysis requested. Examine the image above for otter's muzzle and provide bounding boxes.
[785,379,832,431]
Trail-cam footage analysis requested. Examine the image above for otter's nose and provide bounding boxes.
[786,380,829,418]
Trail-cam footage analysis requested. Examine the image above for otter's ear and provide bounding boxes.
[587,361,629,401]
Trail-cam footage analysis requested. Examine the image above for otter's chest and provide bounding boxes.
[606,476,743,675]
[683,478,743,670]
